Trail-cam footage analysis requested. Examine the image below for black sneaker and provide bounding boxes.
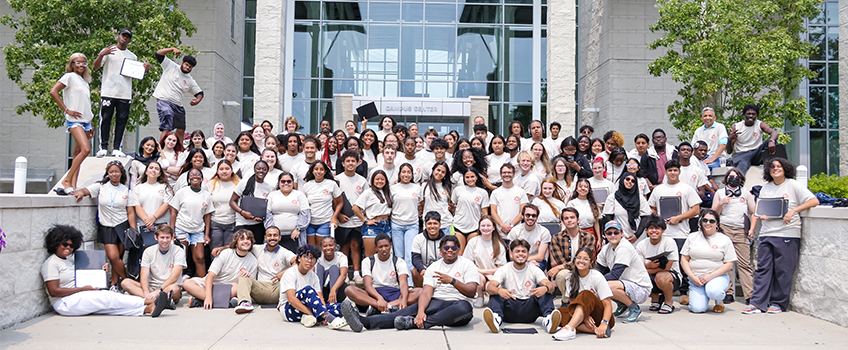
[724,294,735,304]
[166,290,176,310]
[151,291,168,318]
[365,306,380,316]
[188,298,204,308]
[394,315,416,330]
[613,301,629,318]
[341,300,364,333]
[229,297,238,308]
[386,305,400,313]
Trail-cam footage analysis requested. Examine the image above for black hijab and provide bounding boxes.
[614,171,641,231]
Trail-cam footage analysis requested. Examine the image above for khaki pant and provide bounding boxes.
[555,269,570,304]
[721,224,754,300]
[236,276,280,305]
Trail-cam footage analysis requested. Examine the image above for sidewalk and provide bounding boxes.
[2,298,846,349]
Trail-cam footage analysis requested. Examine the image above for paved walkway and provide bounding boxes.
[2,297,847,349]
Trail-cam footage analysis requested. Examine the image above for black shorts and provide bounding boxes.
[649,270,681,294]
[98,221,130,246]
[157,100,186,131]
[335,227,362,245]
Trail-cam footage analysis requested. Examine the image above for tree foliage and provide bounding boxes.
[648,0,823,142]
[2,0,196,130]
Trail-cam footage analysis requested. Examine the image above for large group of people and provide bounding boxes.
[45,34,819,339]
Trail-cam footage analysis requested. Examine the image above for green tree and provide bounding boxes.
[2,0,196,130]
[648,0,822,142]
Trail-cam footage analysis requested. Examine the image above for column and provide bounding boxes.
[547,0,577,137]
[253,0,287,129]
[333,94,354,132]
[470,96,491,134]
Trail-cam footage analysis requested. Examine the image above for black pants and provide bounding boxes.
[364,299,473,330]
[235,223,265,245]
[99,97,130,150]
[674,238,690,294]
[489,292,555,323]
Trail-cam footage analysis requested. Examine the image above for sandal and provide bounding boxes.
[649,302,661,311]
[767,305,782,314]
[658,304,674,314]
[53,187,68,196]
[742,305,763,314]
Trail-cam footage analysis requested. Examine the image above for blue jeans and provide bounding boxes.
[732,149,758,176]
[688,274,730,313]
[705,154,722,169]
[391,222,419,285]
[361,220,391,238]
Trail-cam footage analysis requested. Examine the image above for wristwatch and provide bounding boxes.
[601,319,609,325]
[450,278,456,285]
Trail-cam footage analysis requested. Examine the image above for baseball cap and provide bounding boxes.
[119,28,132,38]
[604,221,623,232]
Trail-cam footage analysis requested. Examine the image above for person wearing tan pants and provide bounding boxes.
[711,168,755,304]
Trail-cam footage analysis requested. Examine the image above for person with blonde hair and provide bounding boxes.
[49,52,93,195]
[514,150,542,200]
[282,116,300,135]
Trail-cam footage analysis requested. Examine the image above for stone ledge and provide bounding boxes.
[800,206,848,219]
[0,194,95,209]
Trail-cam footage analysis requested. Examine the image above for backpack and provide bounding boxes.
[368,256,400,287]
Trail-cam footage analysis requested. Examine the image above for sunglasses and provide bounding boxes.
[701,218,717,224]
[442,245,459,251]
[623,178,636,183]
[524,213,538,218]
[605,230,621,236]
[280,179,293,184]
[62,242,74,247]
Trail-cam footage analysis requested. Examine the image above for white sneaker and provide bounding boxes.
[111,149,126,157]
[483,308,501,333]
[552,325,576,341]
[473,297,484,308]
[328,317,349,330]
[95,149,107,157]
[300,314,317,327]
[353,275,364,286]
[542,309,562,334]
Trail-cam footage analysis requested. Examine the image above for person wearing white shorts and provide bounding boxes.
[596,221,653,323]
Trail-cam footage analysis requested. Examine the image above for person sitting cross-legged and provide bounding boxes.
[483,239,560,334]
[183,229,258,309]
[344,233,422,315]
[596,221,653,323]
[551,247,615,341]
[341,235,478,332]
[278,245,347,329]
[121,224,184,308]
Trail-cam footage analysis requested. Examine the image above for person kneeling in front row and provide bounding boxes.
[41,225,170,318]
[340,235,478,332]
[344,233,422,315]
[483,239,560,334]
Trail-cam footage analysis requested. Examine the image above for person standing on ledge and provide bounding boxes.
[153,47,203,143]
[92,28,151,157]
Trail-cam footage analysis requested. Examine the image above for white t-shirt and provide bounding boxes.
[647,182,703,239]
[491,262,548,300]
[233,178,275,226]
[352,189,392,220]
[206,180,237,224]
[605,162,627,183]
[486,153,512,183]
[758,179,816,238]
[596,240,653,290]
[691,122,729,157]
[370,165,399,185]
[290,160,314,188]
[363,256,409,289]
[301,180,342,225]
[565,198,597,230]
[421,182,453,229]
[451,185,490,233]
[680,232,737,276]
[557,178,577,201]
[58,73,93,123]
[152,56,202,106]
[317,251,348,270]
[141,244,186,287]
[86,182,137,227]
[514,171,541,199]
[637,177,650,197]
[669,163,708,191]
[532,197,566,223]
[490,185,529,231]
[208,248,258,284]
[169,187,214,232]
[99,47,137,100]
[397,155,425,183]
[635,236,680,275]
[588,177,616,202]
[507,224,551,257]
[278,153,304,173]
[390,182,423,226]
[732,120,763,153]
[424,257,480,302]
[602,193,652,237]
[173,167,215,192]
[41,254,76,305]
[337,173,368,228]
[267,190,310,232]
[252,244,296,282]
[463,236,507,270]
[562,269,614,301]
[714,189,750,229]
[132,182,172,227]
[278,267,320,308]
[237,152,261,179]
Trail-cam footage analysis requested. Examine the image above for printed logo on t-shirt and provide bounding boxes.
[440,190,447,196]
[474,196,481,204]
[356,185,362,192]
[168,263,174,269]
[389,271,396,277]
[754,132,759,138]
[524,280,532,290]
[535,240,541,246]
[782,193,789,199]
[322,189,329,196]
[676,191,682,197]
[454,272,461,278]
[739,197,745,203]
[711,245,719,250]
[514,196,520,203]
[158,189,164,195]
[292,199,298,205]
[710,134,716,140]
[239,267,248,274]
[412,193,418,199]
[691,174,697,181]
[201,202,208,209]
[274,262,280,268]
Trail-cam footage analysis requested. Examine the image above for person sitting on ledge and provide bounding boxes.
[41,225,170,318]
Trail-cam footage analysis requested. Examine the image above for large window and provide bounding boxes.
[286,0,547,134]
[805,0,839,175]
[243,0,257,123]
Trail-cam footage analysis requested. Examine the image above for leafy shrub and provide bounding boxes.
[807,174,848,198]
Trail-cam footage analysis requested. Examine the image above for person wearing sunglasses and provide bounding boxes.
[341,235,478,332]
[596,221,652,323]
[41,225,170,318]
[602,172,652,244]
[506,204,551,270]
[680,210,737,313]
[265,172,311,252]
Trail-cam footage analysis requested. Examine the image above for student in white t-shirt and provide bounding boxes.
[169,167,215,277]
[595,221,653,323]
[341,235,479,332]
[260,148,284,185]
[152,47,203,143]
[41,225,171,318]
[602,172,652,243]
[464,216,508,308]
[50,53,94,194]
[533,178,567,224]
[206,160,239,250]
[344,233,421,315]
[451,168,491,254]
[634,215,680,314]
[711,167,755,303]
[551,247,615,341]
[173,148,215,192]
[353,170,393,256]
[121,225,185,306]
[336,151,369,282]
[73,161,138,289]
[279,245,346,329]
[485,135,511,184]
[490,163,529,238]
[410,212,447,287]
[290,137,319,187]
[234,131,262,179]
[371,146,400,185]
[680,210,737,314]
[588,160,616,210]
[229,160,274,245]
[229,226,297,314]
[420,161,454,236]
[506,204,552,268]
[390,163,423,279]
[514,150,542,200]
[566,179,602,237]
[132,161,174,245]
[316,237,349,304]
[183,229,258,309]
[484,239,558,334]
[301,160,343,246]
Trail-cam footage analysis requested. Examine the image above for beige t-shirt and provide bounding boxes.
[490,185,529,231]
[451,185,490,232]
[424,257,480,302]
[132,182,172,227]
[302,180,343,225]
[353,190,392,220]
[87,182,138,227]
[596,240,653,291]
[278,267,320,308]
[337,173,368,228]
[421,182,453,229]
[317,251,348,270]
[680,232,737,276]
[647,182,703,239]
[169,187,214,233]
[252,244,296,282]
[207,180,237,224]
[141,244,186,287]
[233,178,274,226]
[208,248,258,284]
[391,182,423,226]
[635,236,680,275]
[562,269,614,301]
[362,256,409,289]
[58,73,93,123]
[491,262,548,300]
[267,190,310,232]
[152,56,202,106]
[463,236,507,270]
[506,224,551,257]
[41,254,76,305]
[99,47,137,100]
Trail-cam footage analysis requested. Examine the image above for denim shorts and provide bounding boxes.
[361,220,390,238]
[175,228,205,245]
[66,120,92,131]
[307,222,331,237]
